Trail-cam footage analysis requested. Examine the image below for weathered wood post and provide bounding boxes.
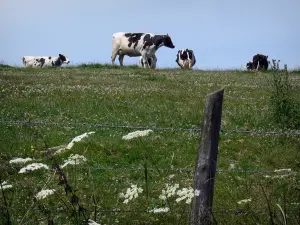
[191,89,224,225]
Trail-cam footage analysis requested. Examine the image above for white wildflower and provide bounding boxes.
[54,131,95,154]
[237,198,252,205]
[0,181,13,190]
[122,129,153,140]
[149,207,170,213]
[9,157,33,164]
[88,219,101,225]
[66,132,95,149]
[175,187,198,204]
[229,163,235,169]
[18,163,49,174]
[60,154,87,168]
[274,168,292,173]
[159,183,179,200]
[168,174,175,179]
[119,184,143,204]
[35,189,55,200]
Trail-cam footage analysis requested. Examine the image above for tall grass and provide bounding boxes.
[0,65,299,224]
[269,59,300,129]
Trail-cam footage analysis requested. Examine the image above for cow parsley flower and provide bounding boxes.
[18,163,49,173]
[9,157,33,164]
[35,189,55,200]
[176,187,200,204]
[148,207,170,213]
[87,219,101,225]
[159,183,179,200]
[122,129,153,140]
[237,198,252,205]
[60,154,87,168]
[54,131,95,154]
[0,181,13,190]
[119,184,143,204]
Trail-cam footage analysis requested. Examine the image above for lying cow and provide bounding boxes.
[22,54,70,68]
[252,54,269,70]
[176,49,196,69]
[139,56,157,69]
[111,32,175,68]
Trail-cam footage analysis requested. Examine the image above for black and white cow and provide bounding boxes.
[22,54,70,68]
[139,56,157,69]
[175,49,196,69]
[252,54,269,70]
[111,32,175,68]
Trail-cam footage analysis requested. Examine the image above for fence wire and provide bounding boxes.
[0,164,298,175]
[1,119,300,136]
[1,205,299,215]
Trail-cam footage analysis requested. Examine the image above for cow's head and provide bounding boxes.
[163,34,175,49]
[246,61,253,70]
[59,53,70,64]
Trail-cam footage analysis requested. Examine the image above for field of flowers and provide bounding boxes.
[0,65,299,224]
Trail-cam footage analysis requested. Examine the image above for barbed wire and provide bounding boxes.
[1,164,297,174]
[1,119,300,136]
[0,205,298,215]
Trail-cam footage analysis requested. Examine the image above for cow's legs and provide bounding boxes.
[141,52,150,68]
[118,55,125,66]
[111,49,119,65]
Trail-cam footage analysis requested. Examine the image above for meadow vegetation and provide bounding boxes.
[0,64,299,224]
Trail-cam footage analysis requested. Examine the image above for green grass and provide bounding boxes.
[0,65,299,224]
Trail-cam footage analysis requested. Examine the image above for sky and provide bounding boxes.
[1,0,299,69]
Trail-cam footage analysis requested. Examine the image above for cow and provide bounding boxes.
[111,32,175,68]
[252,54,269,70]
[175,49,196,69]
[139,56,157,69]
[246,61,254,71]
[22,54,70,68]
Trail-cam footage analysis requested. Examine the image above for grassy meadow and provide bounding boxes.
[0,64,300,224]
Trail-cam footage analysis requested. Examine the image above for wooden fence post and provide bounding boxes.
[191,89,224,225]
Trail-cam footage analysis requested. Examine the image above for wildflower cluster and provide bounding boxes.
[122,129,153,140]
[176,187,200,204]
[18,163,49,174]
[60,154,87,168]
[55,131,95,154]
[0,181,13,190]
[159,183,200,204]
[35,189,56,200]
[119,184,143,204]
[9,157,33,164]
[148,207,170,213]
[237,198,252,205]
[159,183,179,200]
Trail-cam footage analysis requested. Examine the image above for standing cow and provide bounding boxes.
[176,49,196,69]
[252,54,269,70]
[111,32,175,68]
[22,54,70,68]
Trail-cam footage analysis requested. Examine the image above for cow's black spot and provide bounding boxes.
[48,56,52,59]
[142,35,175,50]
[252,54,268,70]
[59,54,67,62]
[51,61,55,66]
[180,50,188,61]
[40,58,45,67]
[125,33,143,49]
